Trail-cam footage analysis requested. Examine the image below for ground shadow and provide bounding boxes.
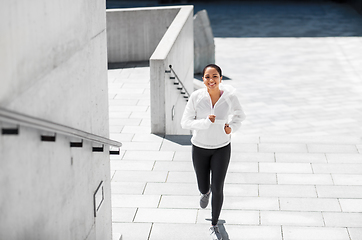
[205,219,230,240]
[164,135,192,145]
[108,61,149,69]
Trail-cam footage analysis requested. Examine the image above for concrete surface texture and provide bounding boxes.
[108,1,362,239]
[150,5,194,135]
[194,9,215,74]
[0,0,112,239]
[107,7,179,62]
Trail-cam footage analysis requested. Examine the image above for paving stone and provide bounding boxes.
[277,173,334,185]
[109,118,142,126]
[173,151,192,161]
[112,194,160,208]
[166,171,196,183]
[230,143,258,152]
[260,136,362,144]
[312,163,362,174]
[260,211,324,226]
[307,144,359,153]
[279,198,341,212]
[326,153,362,163]
[120,141,161,151]
[357,145,362,153]
[282,226,350,240]
[332,174,362,186]
[121,126,151,134]
[129,111,151,119]
[226,172,277,184]
[259,163,313,173]
[197,209,260,225]
[111,160,154,171]
[225,225,282,240]
[137,99,150,106]
[259,143,308,153]
[112,208,137,222]
[224,183,259,197]
[259,185,317,198]
[228,162,258,172]
[143,182,199,195]
[109,125,124,133]
[159,195,200,209]
[348,228,362,240]
[339,199,362,212]
[108,99,138,106]
[109,111,132,118]
[231,152,275,162]
[275,153,327,163]
[323,212,362,227]
[109,105,148,112]
[112,170,168,183]
[223,197,279,210]
[316,185,362,199]
[110,133,134,142]
[149,223,207,240]
[139,118,150,126]
[159,139,192,151]
[122,150,174,161]
[134,208,198,223]
[112,223,152,240]
[152,161,193,172]
[131,133,164,143]
[231,134,260,143]
[111,182,146,194]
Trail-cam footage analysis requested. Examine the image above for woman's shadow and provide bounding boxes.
[206,219,230,240]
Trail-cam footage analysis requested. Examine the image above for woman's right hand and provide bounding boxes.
[208,115,216,123]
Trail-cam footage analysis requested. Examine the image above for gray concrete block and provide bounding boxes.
[193,10,215,74]
[279,198,341,212]
[261,211,324,226]
[282,226,350,240]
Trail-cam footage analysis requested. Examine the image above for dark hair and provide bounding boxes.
[202,64,222,77]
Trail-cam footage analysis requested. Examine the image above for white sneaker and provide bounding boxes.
[200,190,211,209]
[209,225,222,240]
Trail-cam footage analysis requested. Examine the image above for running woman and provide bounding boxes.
[181,64,246,240]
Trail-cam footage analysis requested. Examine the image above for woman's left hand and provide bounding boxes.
[224,124,231,134]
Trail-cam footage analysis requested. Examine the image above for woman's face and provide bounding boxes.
[203,67,222,91]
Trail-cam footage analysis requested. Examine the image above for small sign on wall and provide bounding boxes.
[93,181,104,217]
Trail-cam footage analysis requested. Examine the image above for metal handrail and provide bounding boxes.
[169,65,191,98]
[0,107,122,148]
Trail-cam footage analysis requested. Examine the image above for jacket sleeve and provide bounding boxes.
[181,93,212,130]
[228,94,246,133]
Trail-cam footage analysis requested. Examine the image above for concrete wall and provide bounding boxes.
[150,6,194,135]
[194,10,215,74]
[107,7,179,62]
[106,6,194,136]
[0,0,112,239]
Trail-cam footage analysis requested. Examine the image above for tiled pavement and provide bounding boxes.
[107,1,362,240]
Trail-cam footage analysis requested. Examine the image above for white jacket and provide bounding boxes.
[181,84,246,149]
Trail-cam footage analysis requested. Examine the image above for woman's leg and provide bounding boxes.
[192,145,212,194]
[210,143,231,226]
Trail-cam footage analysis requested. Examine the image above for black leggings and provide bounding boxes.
[192,143,231,226]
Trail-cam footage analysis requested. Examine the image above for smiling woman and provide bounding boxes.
[181,64,246,240]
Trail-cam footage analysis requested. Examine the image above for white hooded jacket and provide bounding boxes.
[181,84,246,149]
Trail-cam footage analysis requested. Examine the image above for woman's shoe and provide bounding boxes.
[200,190,211,208]
[209,225,222,240]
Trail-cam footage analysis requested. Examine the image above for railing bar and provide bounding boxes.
[169,65,191,97]
[0,108,122,148]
